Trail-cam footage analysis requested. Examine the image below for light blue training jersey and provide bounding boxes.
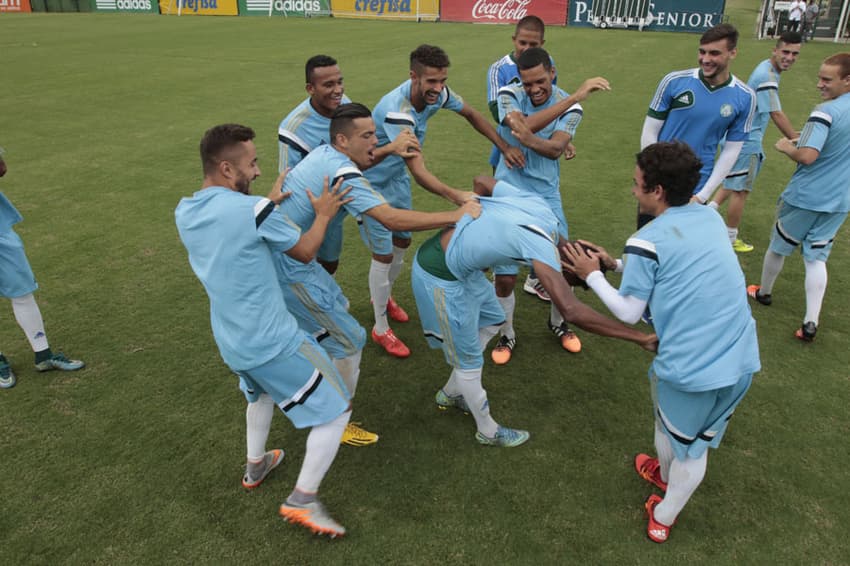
[175,187,304,371]
[446,181,562,280]
[619,204,760,392]
[494,83,582,196]
[363,80,465,189]
[274,144,386,279]
[742,59,783,156]
[781,91,850,213]
[278,95,352,172]
[648,69,756,191]
[0,192,23,232]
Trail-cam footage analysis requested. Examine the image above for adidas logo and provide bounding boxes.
[676,93,692,105]
[650,527,668,540]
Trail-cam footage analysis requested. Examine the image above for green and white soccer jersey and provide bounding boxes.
[277,95,352,172]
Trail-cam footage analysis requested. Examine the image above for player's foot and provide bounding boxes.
[523,275,551,302]
[386,296,409,323]
[279,499,346,538]
[34,352,85,372]
[548,321,581,353]
[435,388,469,414]
[490,335,516,365]
[475,425,530,448]
[746,284,772,306]
[795,321,817,342]
[242,449,284,489]
[371,328,410,358]
[341,422,379,446]
[732,238,754,253]
[634,453,668,492]
[644,494,672,543]
[0,354,16,390]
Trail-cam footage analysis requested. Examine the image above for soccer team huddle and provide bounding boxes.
[168,16,850,542]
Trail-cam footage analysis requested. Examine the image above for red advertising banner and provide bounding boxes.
[0,0,32,11]
[440,0,566,25]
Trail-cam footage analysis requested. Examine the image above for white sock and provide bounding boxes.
[803,259,827,325]
[294,410,351,494]
[11,294,49,352]
[653,451,707,526]
[387,246,406,286]
[654,421,675,484]
[246,394,275,462]
[549,303,564,327]
[496,293,515,339]
[478,324,500,351]
[369,260,392,334]
[727,227,738,245]
[453,367,498,438]
[333,350,362,398]
[760,251,785,295]
[442,369,461,397]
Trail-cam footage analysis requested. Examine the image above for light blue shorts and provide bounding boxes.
[651,372,752,461]
[282,263,366,359]
[317,218,345,264]
[494,191,568,276]
[411,255,505,369]
[724,152,763,192]
[769,199,847,262]
[237,336,350,429]
[0,229,38,298]
[358,174,412,253]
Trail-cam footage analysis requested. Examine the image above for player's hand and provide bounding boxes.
[774,137,797,154]
[390,129,421,158]
[563,142,577,161]
[560,241,600,280]
[453,190,478,204]
[639,333,659,352]
[308,176,353,219]
[574,77,611,102]
[576,239,617,271]
[267,168,291,204]
[689,195,706,204]
[0,157,6,178]
[458,198,482,219]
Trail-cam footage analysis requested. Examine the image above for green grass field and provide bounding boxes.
[2,1,849,563]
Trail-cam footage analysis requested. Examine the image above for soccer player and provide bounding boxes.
[175,124,353,538]
[363,44,523,358]
[272,103,480,444]
[747,53,850,342]
[411,175,656,448]
[709,32,802,253]
[0,147,85,390]
[563,141,760,544]
[640,23,756,227]
[489,48,590,364]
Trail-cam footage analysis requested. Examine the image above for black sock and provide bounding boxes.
[35,348,53,364]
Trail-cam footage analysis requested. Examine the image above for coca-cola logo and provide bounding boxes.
[471,0,531,20]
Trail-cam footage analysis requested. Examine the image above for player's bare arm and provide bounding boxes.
[775,136,819,164]
[507,112,570,159]
[366,199,480,233]
[458,103,525,169]
[404,151,470,205]
[770,110,798,140]
[523,76,611,133]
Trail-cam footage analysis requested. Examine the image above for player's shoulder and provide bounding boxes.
[731,75,756,99]
[497,82,524,99]
[489,54,513,74]
[279,97,313,128]
[659,68,697,86]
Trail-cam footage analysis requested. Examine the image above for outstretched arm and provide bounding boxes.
[693,141,743,203]
[405,152,473,205]
[458,103,525,169]
[521,77,611,133]
[366,200,481,232]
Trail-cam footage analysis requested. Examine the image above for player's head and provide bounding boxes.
[633,142,702,212]
[305,55,344,118]
[771,32,802,73]
[409,44,450,107]
[200,124,259,195]
[518,47,555,106]
[698,24,738,82]
[818,52,850,100]
[512,15,545,58]
[330,103,378,169]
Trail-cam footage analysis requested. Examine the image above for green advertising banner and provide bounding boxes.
[238,0,329,15]
[92,0,158,11]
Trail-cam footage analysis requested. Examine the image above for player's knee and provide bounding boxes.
[494,275,516,296]
[372,253,393,264]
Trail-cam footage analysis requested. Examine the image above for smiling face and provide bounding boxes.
[631,164,662,216]
[409,65,448,109]
[698,38,736,85]
[512,28,544,59]
[225,141,260,195]
[306,64,345,118]
[519,63,555,107]
[817,63,850,101]
[770,41,801,73]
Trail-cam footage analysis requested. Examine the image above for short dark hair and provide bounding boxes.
[200,124,255,176]
[330,102,371,143]
[305,54,337,84]
[410,44,450,73]
[517,47,552,72]
[635,142,702,207]
[824,52,850,78]
[700,23,738,50]
[515,15,545,37]
[777,31,802,46]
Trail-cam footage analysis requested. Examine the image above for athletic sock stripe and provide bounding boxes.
[281,369,323,412]
[254,199,275,228]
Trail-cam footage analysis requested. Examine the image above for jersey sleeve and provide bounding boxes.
[278,125,312,172]
[332,164,387,217]
[255,198,301,252]
[646,72,676,120]
[497,86,522,124]
[486,61,502,103]
[755,78,781,114]
[618,235,658,301]
[796,104,832,152]
[380,108,417,146]
[557,102,583,139]
[441,85,466,113]
[725,89,756,143]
